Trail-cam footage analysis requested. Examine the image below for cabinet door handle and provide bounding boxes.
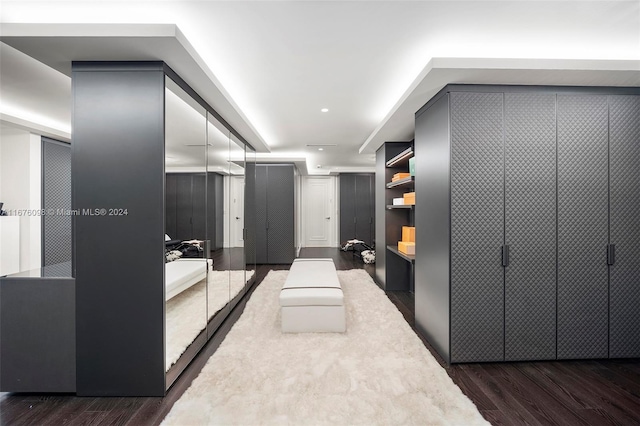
[502,245,510,267]
[607,244,616,265]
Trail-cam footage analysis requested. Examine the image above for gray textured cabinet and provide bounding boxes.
[557,95,610,359]
[339,173,375,245]
[416,85,640,364]
[504,93,557,361]
[42,138,71,266]
[249,164,295,264]
[609,95,640,358]
[449,92,504,363]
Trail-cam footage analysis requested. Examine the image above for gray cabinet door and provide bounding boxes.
[339,174,356,243]
[175,174,193,240]
[266,165,295,263]
[165,174,177,239]
[609,95,640,358]
[355,174,374,244]
[450,92,505,362]
[206,172,224,250]
[255,165,268,263]
[504,93,557,361]
[191,173,207,242]
[557,94,609,359]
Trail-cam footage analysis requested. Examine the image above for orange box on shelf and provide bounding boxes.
[403,192,415,205]
[402,226,415,243]
[398,241,415,255]
[392,172,410,182]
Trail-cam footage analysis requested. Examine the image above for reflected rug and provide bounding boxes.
[166,270,254,371]
[162,269,488,425]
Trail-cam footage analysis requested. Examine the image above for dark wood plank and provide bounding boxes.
[67,411,109,426]
[462,364,544,426]
[553,362,640,425]
[518,362,596,410]
[41,397,94,426]
[491,364,592,426]
[588,360,640,398]
[447,367,497,411]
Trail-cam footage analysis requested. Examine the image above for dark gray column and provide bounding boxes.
[609,94,640,358]
[504,93,557,361]
[449,91,504,363]
[73,62,165,396]
[557,94,609,360]
[415,94,451,363]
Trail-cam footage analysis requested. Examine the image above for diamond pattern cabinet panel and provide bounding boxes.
[42,138,72,266]
[609,95,640,358]
[450,92,505,363]
[504,93,557,361]
[254,166,268,263]
[265,165,295,264]
[557,95,609,360]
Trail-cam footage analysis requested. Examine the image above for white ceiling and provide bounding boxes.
[1,1,639,174]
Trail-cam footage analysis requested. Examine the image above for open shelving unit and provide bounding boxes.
[386,204,413,210]
[387,244,415,263]
[375,141,415,292]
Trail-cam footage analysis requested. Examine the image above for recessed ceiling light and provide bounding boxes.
[321,108,329,112]
[318,148,324,151]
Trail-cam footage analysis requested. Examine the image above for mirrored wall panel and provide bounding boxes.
[245,145,256,289]
[164,77,208,372]
[229,135,247,300]
[206,113,231,323]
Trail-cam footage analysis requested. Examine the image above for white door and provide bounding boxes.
[303,177,336,247]
[230,176,245,248]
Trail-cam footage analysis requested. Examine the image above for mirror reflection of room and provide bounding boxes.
[205,113,231,322]
[164,77,208,372]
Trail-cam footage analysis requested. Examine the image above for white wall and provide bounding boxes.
[0,126,42,273]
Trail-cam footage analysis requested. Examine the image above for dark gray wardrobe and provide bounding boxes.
[415,85,640,364]
[339,173,375,245]
[249,164,295,264]
[165,172,223,249]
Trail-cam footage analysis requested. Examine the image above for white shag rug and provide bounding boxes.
[166,270,255,371]
[162,269,489,425]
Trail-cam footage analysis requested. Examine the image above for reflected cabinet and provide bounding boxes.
[73,62,256,396]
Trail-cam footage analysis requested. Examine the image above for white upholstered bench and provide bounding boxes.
[279,258,346,333]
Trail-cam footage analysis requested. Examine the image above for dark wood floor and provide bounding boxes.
[2,248,639,426]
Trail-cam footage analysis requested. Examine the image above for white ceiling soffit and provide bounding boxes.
[0,23,270,153]
[360,57,640,154]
